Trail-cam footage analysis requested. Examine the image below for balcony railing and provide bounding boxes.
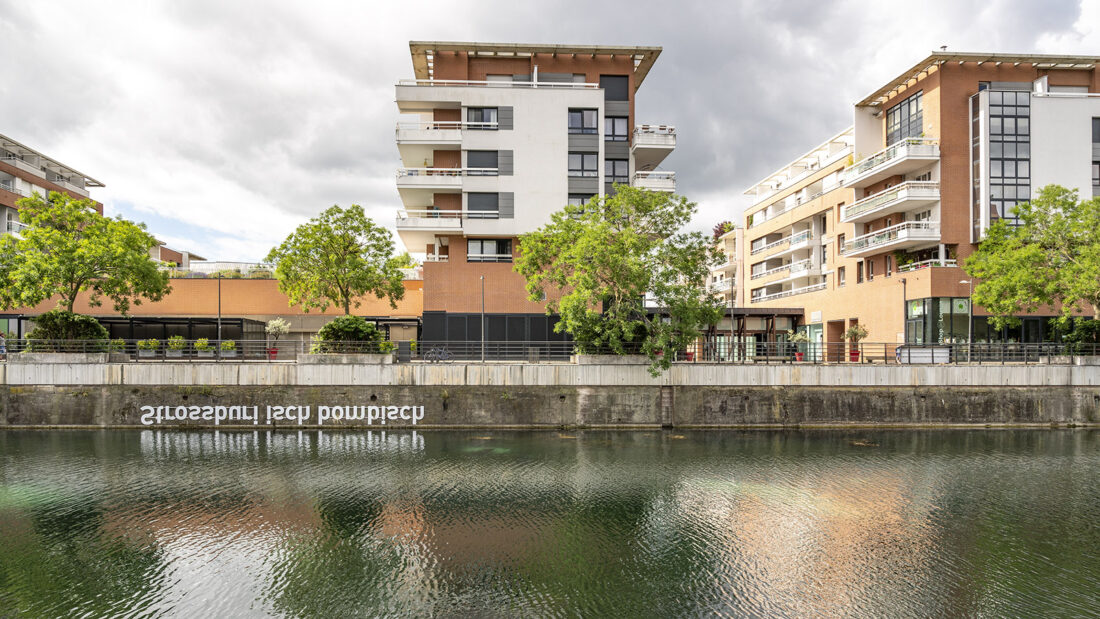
[398,78,598,89]
[6,220,29,234]
[424,254,449,262]
[0,182,27,196]
[842,138,939,187]
[897,258,958,273]
[709,279,734,293]
[750,282,827,303]
[397,208,501,221]
[466,253,512,263]
[788,259,814,275]
[751,263,790,280]
[396,121,499,132]
[843,181,940,222]
[844,221,940,254]
[633,125,676,146]
[632,171,676,192]
[396,167,498,178]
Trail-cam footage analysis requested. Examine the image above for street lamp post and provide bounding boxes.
[480,276,486,363]
[960,279,973,362]
[217,272,222,344]
[900,278,907,344]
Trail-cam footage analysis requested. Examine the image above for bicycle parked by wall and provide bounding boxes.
[423,345,454,362]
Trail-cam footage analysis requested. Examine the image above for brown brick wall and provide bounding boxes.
[423,234,561,314]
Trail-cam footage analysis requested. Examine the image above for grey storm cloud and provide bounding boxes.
[0,0,1092,260]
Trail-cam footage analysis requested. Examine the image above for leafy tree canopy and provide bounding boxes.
[265,204,405,314]
[0,191,169,314]
[26,309,109,341]
[965,185,1100,329]
[515,186,724,374]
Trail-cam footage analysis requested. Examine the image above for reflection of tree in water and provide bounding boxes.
[266,490,411,617]
[0,493,168,617]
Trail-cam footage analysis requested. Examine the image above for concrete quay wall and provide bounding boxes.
[1,362,1098,428]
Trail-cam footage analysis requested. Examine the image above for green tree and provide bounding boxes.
[0,191,169,314]
[965,185,1100,329]
[515,186,723,373]
[392,251,420,268]
[265,204,405,314]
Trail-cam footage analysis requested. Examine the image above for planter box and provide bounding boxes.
[298,353,393,365]
[138,350,157,359]
[573,354,651,365]
[108,352,130,363]
[9,352,109,364]
[196,350,214,358]
[165,350,184,358]
[220,350,238,358]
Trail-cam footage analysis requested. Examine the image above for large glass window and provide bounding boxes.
[567,193,594,206]
[466,107,498,128]
[568,153,597,177]
[467,193,499,219]
[568,109,598,134]
[467,150,499,175]
[1093,117,1100,143]
[605,159,629,184]
[467,239,512,262]
[605,117,629,141]
[988,90,1031,226]
[886,91,923,145]
[599,75,630,101]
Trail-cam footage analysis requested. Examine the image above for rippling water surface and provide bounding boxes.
[0,429,1097,617]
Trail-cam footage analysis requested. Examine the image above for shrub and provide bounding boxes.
[26,309,108,341]
[109,338,126,352]
[137,339,159,350]
[314,315,384,353]
[844,324,869,343]
[248,269,273,279]
[410,339,417,353]
[220,340,236,351]
[379,341,395,353]
[212,269,243,279]
[194,338,211,351]
[167,335,186,350]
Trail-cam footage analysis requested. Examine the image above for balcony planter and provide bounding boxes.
[137,339,158,359]
[138,350,156,359]
[266,347,278,361]
[794,352,805,362]
[849,350,861,362]
[196,351,214,359]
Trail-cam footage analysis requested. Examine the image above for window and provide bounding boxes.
[988,90,1031,226]
[886,91,923,146]
[857,262,864,283]
[1093,118,1100,143]
[467,150,498,175]
[568,153,597,177]
[568,193,594,206]
[837,233,846,254]
[1093,162,1100,187]
[467,193,499,219]
[838,266,846,287]
[913,171,932,182]
[885,255,893,277]
[605,117,629,141]
[605,159,629,184]
[568,109,598,134]
[599,75,630,101]
[467,107,498,128]
[467,238,512,262]
[867,259,875,281]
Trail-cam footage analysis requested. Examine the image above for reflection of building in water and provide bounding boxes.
[668,466,939,616]
[139,429,425,459]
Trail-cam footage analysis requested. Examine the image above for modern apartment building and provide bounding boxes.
[743,52,1100,350]
[707,226,742,307]
[393,41,676,344]
[0,133,104,235]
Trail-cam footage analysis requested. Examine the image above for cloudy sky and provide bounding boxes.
[2,0,1097,261]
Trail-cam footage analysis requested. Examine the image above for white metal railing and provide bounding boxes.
[0,182,27,196]
[750,147,851,207]
[396,121,499,132]
[632,171,676,181]
[6,220,29,234]
[751,282,827,303]
[844,221,940,254]
[788,230,811,245]
[843,181,940,220]
[751,236,788,255]
[751,263,790,280]
[788,259,814,275]
[398,78,599,89]
[182,261,274,274]
[709,279,734,293]
[843,138,939,185]
[397,208,500,221]
[396,167,497,178]
[466,253,512,263]
[424,254,449,262]
[898,258,958,273]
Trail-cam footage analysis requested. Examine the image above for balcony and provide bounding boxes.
[395,208,502,252]
[897,258,958,273]
[842,138,939,188]
[632,125,676,170]
[632,171,675,192]
[713,256,737,272]
[6,219,28,235]
[709,279,734,293]
[0,182,27,197]
[842,181,940,223]
[395,167,497,194]
[843,221,940,257]
[751,263,790,280]
[398,78,598,90]
[395,121,499,145]
[769,230,812,259]
[751,282,827,303]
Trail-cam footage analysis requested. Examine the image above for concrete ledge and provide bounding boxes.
[8,352,108,364]
[298,353,393,365]
[574,354,650,365]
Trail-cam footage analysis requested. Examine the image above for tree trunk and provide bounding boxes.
[343,297,350,315]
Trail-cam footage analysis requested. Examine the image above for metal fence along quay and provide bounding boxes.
[3,339,1100,365]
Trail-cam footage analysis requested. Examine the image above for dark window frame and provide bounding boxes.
[568,109,598,134]
[466,107,498,129]
[605,116,629,141]
[886,91,923,146]
[467,238,513,263]
[568,152,598,177]
[605,158,629,184]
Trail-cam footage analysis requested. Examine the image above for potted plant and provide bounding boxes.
[787,329,810,361]
[265,318,290,360]
[137,338,158,358]
[166,335,186,358]
[845,324,869,362]
[220,339,237,358]
[194,337,213,358]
